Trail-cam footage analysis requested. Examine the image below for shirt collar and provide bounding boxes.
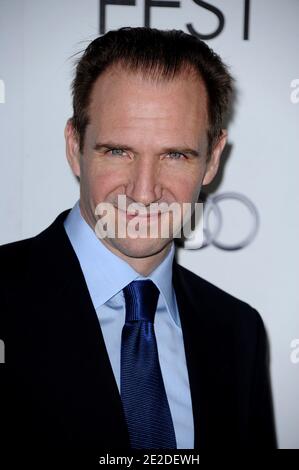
[135,245,179,327]
[64,201,179,326]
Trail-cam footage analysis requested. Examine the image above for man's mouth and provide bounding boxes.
[116,207,162,221]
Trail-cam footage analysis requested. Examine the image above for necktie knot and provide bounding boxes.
[123,280,159,323]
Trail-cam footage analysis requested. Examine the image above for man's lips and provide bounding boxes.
[115,207,164,220]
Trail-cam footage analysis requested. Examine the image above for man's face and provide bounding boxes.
[65,65,226,262]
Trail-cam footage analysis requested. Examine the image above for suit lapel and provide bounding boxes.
[172,259,237,448]
[32,210,130,448]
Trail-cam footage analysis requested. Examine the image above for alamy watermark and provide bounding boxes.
[94,195,204,246]
[0,339,4,364]
[0,79,5,104]
[290,78,299,104]
[290,338,299,364]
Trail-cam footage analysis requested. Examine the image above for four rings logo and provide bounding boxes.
[182,192,259,251]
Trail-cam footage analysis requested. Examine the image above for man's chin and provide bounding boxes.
[103,236,172,260]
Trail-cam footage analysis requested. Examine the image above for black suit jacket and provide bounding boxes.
[0,209,276,456]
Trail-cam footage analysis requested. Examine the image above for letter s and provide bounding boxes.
[186,0,225,40]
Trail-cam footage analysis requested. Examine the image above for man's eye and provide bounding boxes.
[167,152,185,160]
[109,148,126,156]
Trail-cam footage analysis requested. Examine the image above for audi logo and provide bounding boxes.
[180,192,260,251]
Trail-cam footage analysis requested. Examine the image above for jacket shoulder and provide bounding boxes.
[174,262,264,330]
[175,262,252,306]
[0,209,71,280]
[0,237,34,275]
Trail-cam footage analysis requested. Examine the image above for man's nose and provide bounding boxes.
[126,157,162,206]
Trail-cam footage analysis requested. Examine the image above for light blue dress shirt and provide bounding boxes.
[64,201,194,448]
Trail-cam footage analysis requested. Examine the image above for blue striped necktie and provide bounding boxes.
[121,280,177,449]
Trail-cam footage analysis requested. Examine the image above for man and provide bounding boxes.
[0,27,276,454]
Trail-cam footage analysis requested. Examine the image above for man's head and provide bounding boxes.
[65,27,233,272]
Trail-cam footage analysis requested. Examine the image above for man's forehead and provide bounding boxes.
[88,71,207,128]
[86,65,209,145]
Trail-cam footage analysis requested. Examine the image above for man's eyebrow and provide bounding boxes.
[93,142,133,152]
[93,142,201,157]
[162,147,201,158]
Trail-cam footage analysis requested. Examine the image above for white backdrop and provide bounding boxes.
[0,0,298,448]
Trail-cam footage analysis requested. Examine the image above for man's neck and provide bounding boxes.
[99,237,172,276]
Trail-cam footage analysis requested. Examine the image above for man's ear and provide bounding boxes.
[64,118,81,178]
[202,130,227,186]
